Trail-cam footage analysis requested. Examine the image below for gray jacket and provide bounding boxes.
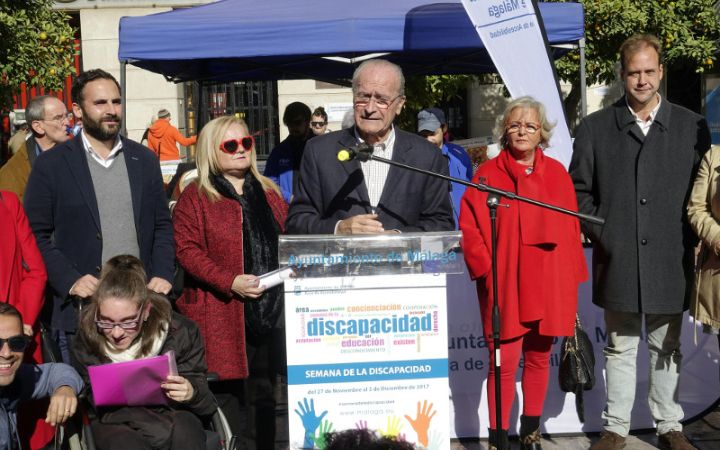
[569,97,711,314]
[0,363,83,450]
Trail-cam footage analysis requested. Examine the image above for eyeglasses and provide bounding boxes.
[219,136,254,154]
[41,114,69,124]
[94,302,145,331]
[0,335,29,353]
[310,121,326,127]
[505,122,541,135]
[353,93,404,110]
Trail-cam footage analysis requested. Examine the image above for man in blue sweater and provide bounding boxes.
[264,102,313,203]
[0,303,83,450]
[417,107,473,229]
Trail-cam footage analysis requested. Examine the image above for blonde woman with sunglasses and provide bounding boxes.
[173,116,287,448]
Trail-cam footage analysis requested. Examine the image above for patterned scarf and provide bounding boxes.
[210,171,282,343]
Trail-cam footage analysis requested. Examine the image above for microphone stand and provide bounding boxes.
[355,152,602,447]
[486,192,504,443]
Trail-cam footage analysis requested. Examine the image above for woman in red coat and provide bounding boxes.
[173,116,287,449]
[0,191,46,354]
[0,190,55,449]
[459,97,587,450]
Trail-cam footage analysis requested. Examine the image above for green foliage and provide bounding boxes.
[396,2,719,131]
[550,0,720,87]
[0,0,76,109]
[397,74,484,131]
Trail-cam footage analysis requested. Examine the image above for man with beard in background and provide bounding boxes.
[23,69,174,363]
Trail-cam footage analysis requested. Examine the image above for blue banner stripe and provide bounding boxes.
[476,12,536,29]
[288,358,448,384]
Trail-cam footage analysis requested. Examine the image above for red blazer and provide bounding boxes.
[459,150,588,340]
[0,191,47,363]
[173,182,287,379]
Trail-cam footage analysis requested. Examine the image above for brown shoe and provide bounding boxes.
[590,431,626,450]
[658,431,697,450]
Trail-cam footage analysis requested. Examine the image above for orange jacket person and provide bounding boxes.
[147,108,197,161]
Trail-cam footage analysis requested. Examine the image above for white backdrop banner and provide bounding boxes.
[460,0,574,168]
[448,248,720,437]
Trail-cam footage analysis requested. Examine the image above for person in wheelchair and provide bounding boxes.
[0,302,82,450]
[71,255,217,450]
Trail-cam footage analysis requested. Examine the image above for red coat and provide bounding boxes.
[1,191,53,450]
[0,191,46,362]
[173,182,287,379]
[459,150,588,340]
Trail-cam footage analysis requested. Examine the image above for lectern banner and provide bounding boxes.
[286,273,450,450]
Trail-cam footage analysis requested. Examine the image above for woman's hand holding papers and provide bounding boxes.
[161,375,194,403]
[231,274,265,299]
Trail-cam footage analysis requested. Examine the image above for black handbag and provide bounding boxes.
[558,314,595,422]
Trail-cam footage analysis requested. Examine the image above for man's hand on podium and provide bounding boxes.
[336,214,385,235]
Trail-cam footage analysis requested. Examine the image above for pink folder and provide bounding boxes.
[88,351,178,407]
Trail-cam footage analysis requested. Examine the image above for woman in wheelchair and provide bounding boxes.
[71,255,217,450]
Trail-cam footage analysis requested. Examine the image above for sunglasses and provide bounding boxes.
[95,302,145,331]
[310,121,326,127]
[219,136,255,154]
[0,335,29,353]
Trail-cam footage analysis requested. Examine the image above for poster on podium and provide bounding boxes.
[281,232,462,449]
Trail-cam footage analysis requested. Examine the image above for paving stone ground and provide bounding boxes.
[450,405,720,450]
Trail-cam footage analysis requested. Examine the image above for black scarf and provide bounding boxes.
[210,172,283,342]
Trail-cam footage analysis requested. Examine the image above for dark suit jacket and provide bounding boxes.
[23,134,175,331]
[569,97,710,314]
[286,127,454,234]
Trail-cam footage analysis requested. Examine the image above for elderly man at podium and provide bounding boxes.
[285,59,454,235]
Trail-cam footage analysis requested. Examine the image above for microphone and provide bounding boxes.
[337,142,374,162]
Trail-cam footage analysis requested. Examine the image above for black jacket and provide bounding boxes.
[286,127,454,234]
[72,312,217,420]
[569,97,711,314]
[24,134,175,331]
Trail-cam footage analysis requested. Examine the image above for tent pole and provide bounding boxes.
[580,38,587,118]
[120,60,128,137]
[197,81,204,131]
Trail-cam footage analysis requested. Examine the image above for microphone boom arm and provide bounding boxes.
[365,154,604,226]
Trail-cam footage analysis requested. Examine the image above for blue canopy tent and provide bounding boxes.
[118,0,584,84]
[117,0,586,138]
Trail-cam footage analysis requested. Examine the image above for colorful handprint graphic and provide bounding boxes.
[404,400,437,448]
[294,397,328,449]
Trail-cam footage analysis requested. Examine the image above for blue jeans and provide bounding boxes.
[602,310,684,436]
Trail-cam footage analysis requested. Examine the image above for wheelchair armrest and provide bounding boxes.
[206,372,220,383]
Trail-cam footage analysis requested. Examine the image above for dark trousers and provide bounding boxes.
[212,328,287,450]
[91,410,205,450]
[53,328,75,364]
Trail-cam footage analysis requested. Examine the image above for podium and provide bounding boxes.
[280,232,462,450]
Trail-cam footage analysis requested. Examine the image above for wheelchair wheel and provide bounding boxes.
[210,406,239,450]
